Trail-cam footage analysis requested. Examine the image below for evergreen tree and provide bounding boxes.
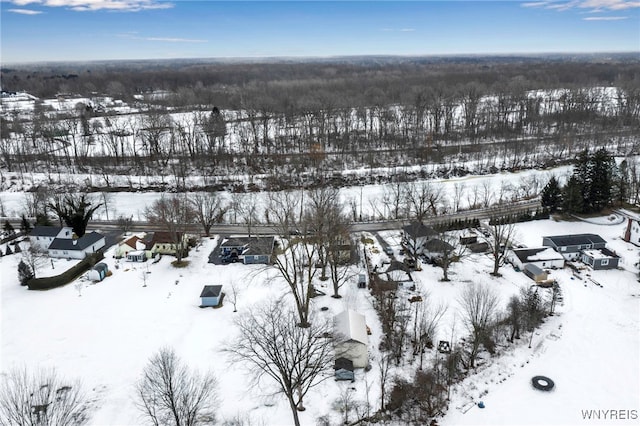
[586,148,616,212]
[18,259,34,286]
[20,214,32,234]
[5,245,13,255]
[541,176,562,213]
[562,175,584,214]
[615,158,629,205]
[3,220,14,234]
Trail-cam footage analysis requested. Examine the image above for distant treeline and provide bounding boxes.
[2,54,639,108]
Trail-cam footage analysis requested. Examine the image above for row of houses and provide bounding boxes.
[507,233,621,283]
[116,232,191,261]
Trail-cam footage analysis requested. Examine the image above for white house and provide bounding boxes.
[507,247,565,270]
[334,309,369,368]
[48,232,106,259]
[623,216,640,247]
[116,235,146,258]
[29,226,74,250]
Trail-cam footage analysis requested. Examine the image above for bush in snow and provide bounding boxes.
[17,260,33,286]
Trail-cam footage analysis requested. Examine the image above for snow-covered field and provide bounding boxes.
[2,213,639,425]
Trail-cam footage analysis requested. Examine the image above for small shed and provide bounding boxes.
[524,263,548,282]
[87,262,109,282]
[357,273,367,289]
[127,250,147,262]
[334,357,355,382]
[200,285,223,307]
[460,233,478,245]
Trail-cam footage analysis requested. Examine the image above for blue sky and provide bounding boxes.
[1,1,639,63]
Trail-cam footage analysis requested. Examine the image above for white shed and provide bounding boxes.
[334,309,369,368]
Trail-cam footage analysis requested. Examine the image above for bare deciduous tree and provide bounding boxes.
[0,367,91,426]
[482,218,517,276]
[145,194,194,264]
[21,244,47,279]
[135,347,218,426]
[47,193,102,237]
[458,284,500,368]
[433,228,467,282]
[412,294,448,370]
[189,192,227,237]
[117,215,133,235]
[224,302,333,426]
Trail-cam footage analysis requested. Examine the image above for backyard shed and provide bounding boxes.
[200,285,223,307]
[524,263,548,282]
[87,262,109,282]
[126,250,146,262]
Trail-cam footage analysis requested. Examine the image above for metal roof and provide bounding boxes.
[334,309,368,345]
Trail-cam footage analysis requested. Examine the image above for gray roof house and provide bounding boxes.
[220,237,275,264]
[581,248,620,270]
[48,232,106,259]
[542,234,607,260]
[29,226,73,250]
[402,222,439,256]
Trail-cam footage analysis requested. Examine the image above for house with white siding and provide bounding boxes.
[29,226,74,250]
[542,234,607,261]
[507,247,565,270]
[48,232,106,259]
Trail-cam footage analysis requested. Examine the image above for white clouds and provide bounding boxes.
[522,0,640,11]
[583,15,629,18]
[117,33,207,43]
[8,0,173,12]
[7,8,43,14]
[521,0,638,20]
[145,37,207,43]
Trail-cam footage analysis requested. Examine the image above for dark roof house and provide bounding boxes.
[542,234,607,260]
[402,222,438,239]
[48,232,104,251]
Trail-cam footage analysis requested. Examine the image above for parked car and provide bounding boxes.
[221,253,239,263]
[403,257,416,268]
[385,247,394,256]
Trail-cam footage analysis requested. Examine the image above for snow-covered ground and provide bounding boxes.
[1,214,638,425]
[0,164,570,223]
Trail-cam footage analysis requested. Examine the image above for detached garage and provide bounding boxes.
[334,309,369,368]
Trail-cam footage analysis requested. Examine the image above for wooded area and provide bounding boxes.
[1,55,639,191]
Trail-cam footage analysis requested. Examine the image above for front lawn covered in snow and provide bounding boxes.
[1,215,639,425]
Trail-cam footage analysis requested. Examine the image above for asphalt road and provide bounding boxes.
[7,198,541,237]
